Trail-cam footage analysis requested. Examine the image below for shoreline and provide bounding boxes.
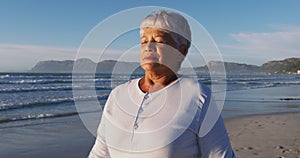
[224,110,300,120]
[0,84,299,157]
[0,111,299,157]
[220,85,300,119]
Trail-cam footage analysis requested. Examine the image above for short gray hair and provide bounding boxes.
[140,10,191,48]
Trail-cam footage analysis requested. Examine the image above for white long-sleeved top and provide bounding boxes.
[88,77,235,158]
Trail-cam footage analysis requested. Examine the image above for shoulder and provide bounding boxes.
[180,76,210,92]
[103,78,140,116]
[105,77,141,107]
[179,76,211,104]
[110,78,140,96]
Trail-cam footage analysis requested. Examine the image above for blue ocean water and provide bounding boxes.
[0,73,299,128]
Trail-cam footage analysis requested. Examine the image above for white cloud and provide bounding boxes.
[0,44,77,71]
[220,25,300,65]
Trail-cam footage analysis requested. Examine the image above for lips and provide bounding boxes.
[143,56,158,62]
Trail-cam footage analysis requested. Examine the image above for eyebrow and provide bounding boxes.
[140,34,166,39]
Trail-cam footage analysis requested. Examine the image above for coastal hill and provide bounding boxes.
[31,58,144,74]
[201,58,300,74]
[200,61,261,74]
[30,57,300,75]
[261,58,300,74]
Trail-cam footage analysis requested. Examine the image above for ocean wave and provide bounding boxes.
[0,98,73,110]
[0,112,78,124]
[0,85,111,93]
[0,95,109,111]
[0,86,73,93]
[0,79,72,84]
[226,77,268,81]
[0,74,10,79]
[0,77,112,85]
[0,74,71,79]
[225,83,276,91]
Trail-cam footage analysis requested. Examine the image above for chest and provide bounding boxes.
[104,91,201,153]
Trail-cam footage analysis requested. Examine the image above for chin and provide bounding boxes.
[141,62,157,71]
[141,63,178,74]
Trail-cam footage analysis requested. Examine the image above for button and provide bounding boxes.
[134,123,139,130]
[144,95,149,99]
[138,108,143,113]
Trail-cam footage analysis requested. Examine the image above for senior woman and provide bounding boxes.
[88,10,235,158]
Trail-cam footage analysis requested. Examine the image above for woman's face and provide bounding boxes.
[140,28,186,73]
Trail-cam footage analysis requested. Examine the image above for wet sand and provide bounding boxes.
[1,112,299,158]
[0,115,95,158]
[1,85,300,158]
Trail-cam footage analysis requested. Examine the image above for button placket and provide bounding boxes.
[131,92,149,141]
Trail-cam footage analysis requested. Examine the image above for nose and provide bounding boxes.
[145,42,156,52]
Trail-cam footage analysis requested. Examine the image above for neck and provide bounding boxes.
[139,70,179,93]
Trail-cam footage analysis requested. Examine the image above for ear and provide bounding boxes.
[178,44,188,56]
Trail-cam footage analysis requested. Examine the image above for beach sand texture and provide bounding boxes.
[0,116,95,158]
[226,112,300,158]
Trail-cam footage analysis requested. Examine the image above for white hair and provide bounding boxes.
[140,10,191,48]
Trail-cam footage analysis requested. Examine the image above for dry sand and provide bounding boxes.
[225,112,300,158]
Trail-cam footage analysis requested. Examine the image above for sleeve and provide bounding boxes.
[87,116,111,158]
[197,116,236,158]
[197,84,236,158]
[88,91,115,158]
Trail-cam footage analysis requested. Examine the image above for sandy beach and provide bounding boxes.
[226,112,300,158]
[0,85,299,158]
[0,112,299,158]
[0,115,95,158]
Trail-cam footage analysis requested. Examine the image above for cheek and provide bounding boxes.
[159,46,184,64]
[140,46,145,57]
[157,45,174,58]
[140,44,144,52]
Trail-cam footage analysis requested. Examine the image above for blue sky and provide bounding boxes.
[1,0,300,71]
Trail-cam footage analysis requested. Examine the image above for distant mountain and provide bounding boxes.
[261,58,300,74]
[30,57,300,75]
[30,58,144,74]
[201,61,261,74]
[96,60,143,74]
[190,58,300,75]
[31,60,74,73]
